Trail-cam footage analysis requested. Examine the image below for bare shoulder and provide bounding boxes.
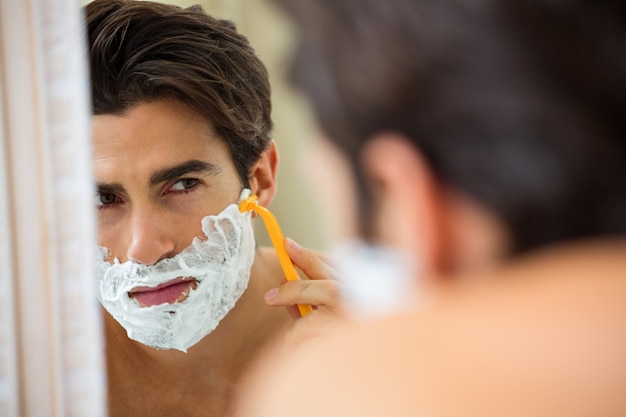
[238,241,626,417]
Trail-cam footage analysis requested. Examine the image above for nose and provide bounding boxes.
[125,210,176,265]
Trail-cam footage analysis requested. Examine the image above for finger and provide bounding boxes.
[265,279,341,308]
[265,286,306,317]
[285,238,335,281]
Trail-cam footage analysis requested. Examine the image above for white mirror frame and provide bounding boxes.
[0,1,106,416]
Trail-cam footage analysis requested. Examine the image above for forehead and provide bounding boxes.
[92,100,233,178]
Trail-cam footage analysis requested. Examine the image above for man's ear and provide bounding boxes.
[360,134,444,277]
[249,140,279,208]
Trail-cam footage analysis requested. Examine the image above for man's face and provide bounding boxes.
[93,99,242,305]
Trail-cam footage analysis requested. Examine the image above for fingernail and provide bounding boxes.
[265,287,279,301]
[286,237,300,251]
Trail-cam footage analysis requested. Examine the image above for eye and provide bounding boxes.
[170,178,200,192]
[95,193,121,207]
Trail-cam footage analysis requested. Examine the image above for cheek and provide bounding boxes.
[96,209,205,260]
[301,136,359,245]
[95,210,126,251]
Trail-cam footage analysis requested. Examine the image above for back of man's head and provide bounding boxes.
[276,0,626,254]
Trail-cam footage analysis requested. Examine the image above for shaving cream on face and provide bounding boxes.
[96,191,255,352]
[330,241,418,320]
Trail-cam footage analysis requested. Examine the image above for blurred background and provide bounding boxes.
[82,0,328,251]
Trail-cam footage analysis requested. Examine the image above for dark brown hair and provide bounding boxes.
[276,0,626,254]
[85,0,273,186]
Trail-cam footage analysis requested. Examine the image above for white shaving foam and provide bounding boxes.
[331,241,418,320]
[96,191,255,352]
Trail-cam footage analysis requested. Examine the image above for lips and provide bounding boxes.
[129,278,198,307]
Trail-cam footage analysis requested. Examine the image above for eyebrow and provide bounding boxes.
[96,182,125,196]
[148,159,221,187]
[96,160,221,194]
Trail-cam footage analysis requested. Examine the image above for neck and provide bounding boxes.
[104,246,293,417]
[434,237,626,291]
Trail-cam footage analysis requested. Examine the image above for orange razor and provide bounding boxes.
[239,194,312,317]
